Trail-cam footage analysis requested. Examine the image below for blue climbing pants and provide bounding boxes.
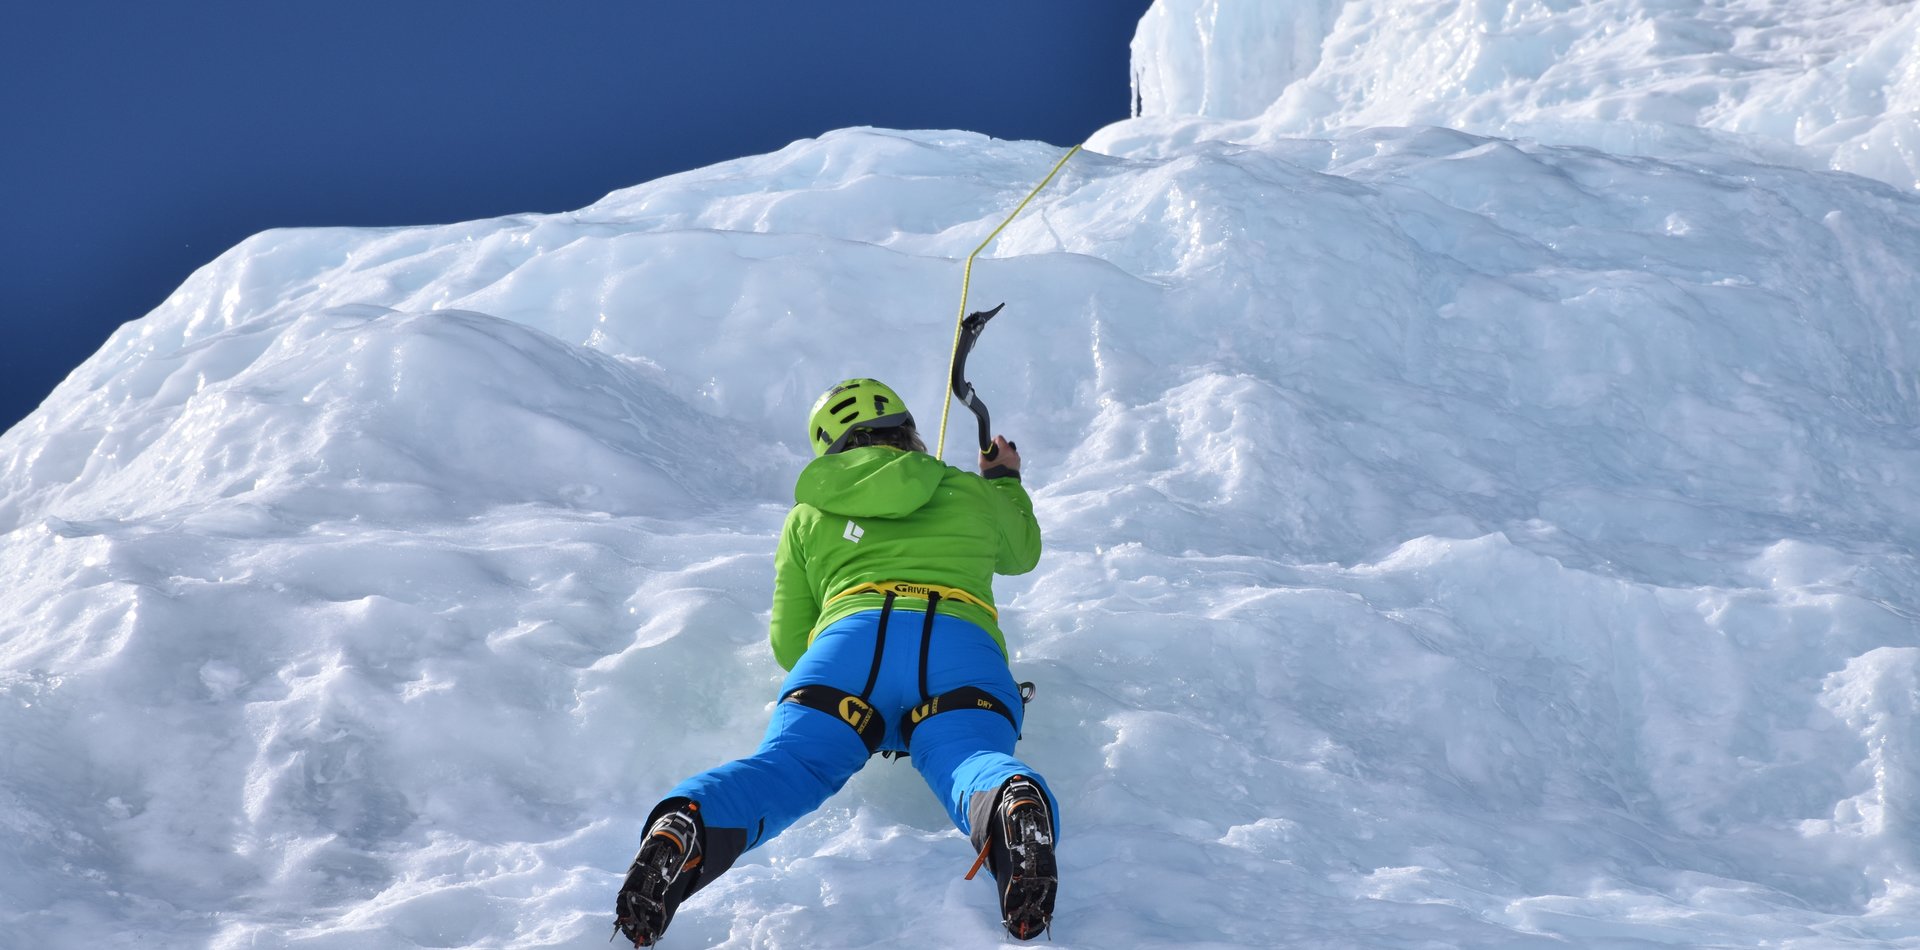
[659,604,1058,875]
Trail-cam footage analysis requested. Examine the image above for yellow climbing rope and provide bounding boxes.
[935,143,1083,459]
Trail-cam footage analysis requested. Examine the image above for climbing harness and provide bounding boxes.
[786,588,1036,762]
[886,589,1036,759]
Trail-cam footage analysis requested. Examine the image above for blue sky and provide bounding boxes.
[1,1,1151,434]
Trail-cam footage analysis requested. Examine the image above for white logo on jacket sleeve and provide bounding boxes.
[843,520,865,543]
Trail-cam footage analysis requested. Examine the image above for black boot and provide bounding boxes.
[614,801,705,947]
[981,776,1057,940]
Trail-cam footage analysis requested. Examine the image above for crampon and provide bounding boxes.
[967,776,1057,941]
[613,805,702,947]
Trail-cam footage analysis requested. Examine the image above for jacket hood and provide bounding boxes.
[795,447,946,518]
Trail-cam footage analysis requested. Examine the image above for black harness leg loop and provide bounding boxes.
[780,686,883,754]
[779,592,897,757]
[899,685,1020,750]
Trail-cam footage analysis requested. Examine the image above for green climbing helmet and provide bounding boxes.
[808,377,914,456]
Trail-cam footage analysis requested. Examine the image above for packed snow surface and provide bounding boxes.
[5,1,1920,948]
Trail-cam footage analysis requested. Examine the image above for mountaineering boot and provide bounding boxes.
[982,776,1057,940]
[614,802,704,947]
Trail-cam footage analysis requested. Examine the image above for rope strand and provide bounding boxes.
[936,144,1083,459]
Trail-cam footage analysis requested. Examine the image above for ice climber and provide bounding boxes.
[613,377,1060,946]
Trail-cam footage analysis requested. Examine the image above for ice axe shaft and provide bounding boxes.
[950,302,1006,461]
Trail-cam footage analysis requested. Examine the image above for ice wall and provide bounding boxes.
[1127,0,1920,189]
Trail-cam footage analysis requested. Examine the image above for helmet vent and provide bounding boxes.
[807,377,910,458]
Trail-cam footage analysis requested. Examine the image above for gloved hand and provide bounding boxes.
[980,435,1021,479]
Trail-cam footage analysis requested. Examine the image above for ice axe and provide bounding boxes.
[949,302,1006,462]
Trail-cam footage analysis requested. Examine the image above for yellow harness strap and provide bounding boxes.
[826,581,998,620]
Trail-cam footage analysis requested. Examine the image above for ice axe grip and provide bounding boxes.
[950,303,1005,461]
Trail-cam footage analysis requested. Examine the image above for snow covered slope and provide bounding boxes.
[1130,0,1920,190]
[5,2,1920,948]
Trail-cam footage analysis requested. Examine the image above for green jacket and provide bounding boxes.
[769,446,1042,670]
